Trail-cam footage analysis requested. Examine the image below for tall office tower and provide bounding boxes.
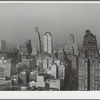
[3,40,6,50]
[32,27,41,55]
[29,57,36,70]
[64,34,79,56]
[83,30,97,58]
[42,56,54,69]
[53,50,58,58]
[63,59,72,90]
[78,30,100,90]
[69,34,74,46]
[58,63,65,79]
[44,32,53,55]
[26,40,32,57]
[73,43,79,56]
[69,34,79,56]
[51,63,58,79]
[4,61,12,77]
[0,59,5,79]
[89,56,99,90]
[98,55,100,90]
[0,40,6,52]
[0,67,4,79]
[67,54,78,70]
[58,48,65,62]
[64,42,74,55]
[83,30,99,90]
[78,50,89,90]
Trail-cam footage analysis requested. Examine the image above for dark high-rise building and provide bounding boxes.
[69,34,74,46]
[78,50,89,90]
[0,67,4,78]
[67,54,78,70]
[26,40,32,57]
[0,40,7,53]
[18,70,29,85]
[63,59,72,90]
[29,57,36,70]
[78,30,100,90]
[83,30,97,58]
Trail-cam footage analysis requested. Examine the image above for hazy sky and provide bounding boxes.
[0,3,100,48]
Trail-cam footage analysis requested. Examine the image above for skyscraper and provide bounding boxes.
[0,40,7,53]
[67,54,78,70]
[58,63,65,79]
[51,63,58,79]
[69,34,79,56]
[32,27,41,55]
[44,32,53,55]
[78,50,89,90]
[0,67,4,79]
[58,48,65,62]
[83,30,97,58]
[64,34,79,56]
[69,34,74,46]
[64,42,73,55]
[78,30,100,90]
[26,40,32,57]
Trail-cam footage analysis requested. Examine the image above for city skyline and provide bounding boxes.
[1,3,100,48]
[1,3,100,92]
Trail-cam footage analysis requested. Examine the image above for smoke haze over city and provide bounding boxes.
[1,3,100,92]
[0,3,100,48]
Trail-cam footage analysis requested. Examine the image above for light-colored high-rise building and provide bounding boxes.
[4,60,12,77]
[64,42,73,55]
[32,27,41,55]
[43,56,54,69]
[0,59,14,78]
[58,48,65,62]
[58,64,65,79]
[64,34,79,56]
[44,34,48,53]
[51,63,58,79]
[44,32,53,54]
[69,34,79,56]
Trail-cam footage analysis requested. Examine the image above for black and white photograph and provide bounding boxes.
[0,2,100,92]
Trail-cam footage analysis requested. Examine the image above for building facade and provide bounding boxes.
[78,30,100,90]
[78,50,89,90]
[26,40,32,57]
[32,27,41,55]
[58,64,65,79]
[51,63,58,79]
[0,40,7,53]
[58,48,65,62]
[44,32,53,55]
[64,34,79,56]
